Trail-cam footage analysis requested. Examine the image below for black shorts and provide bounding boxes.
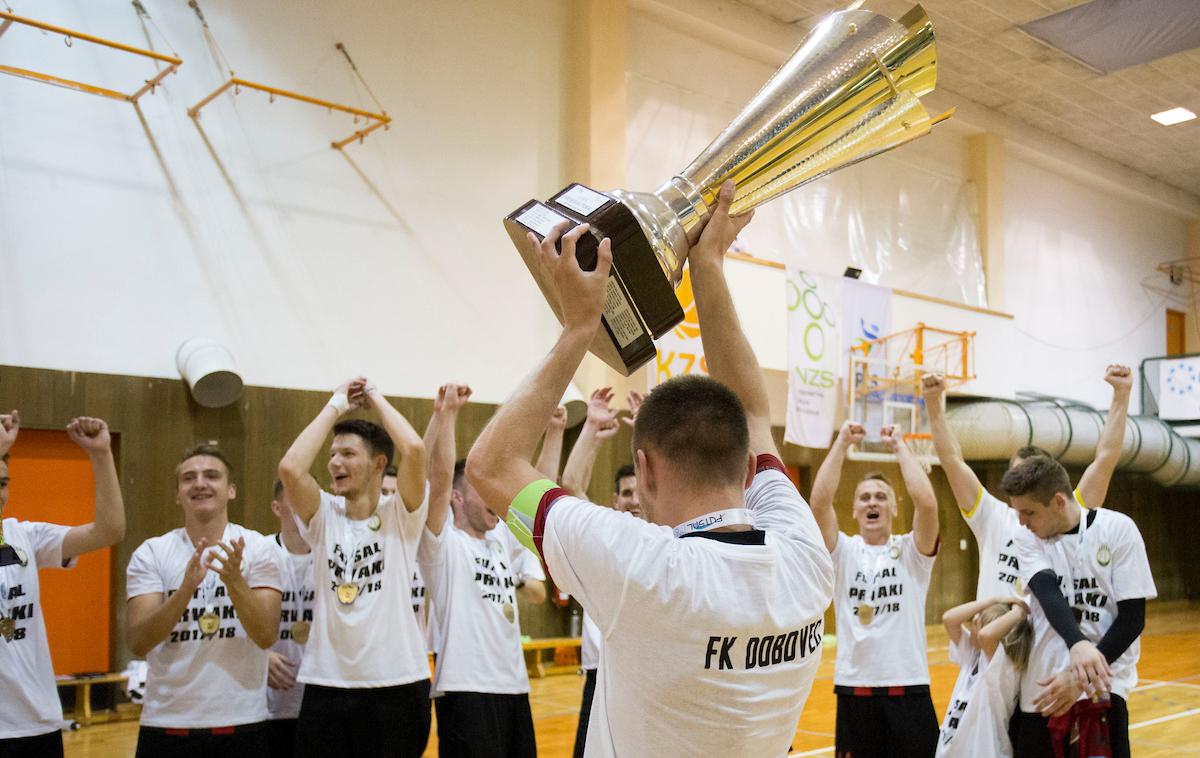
[0,730,62,758]
[135,722,268,758]
[267,719,298,758]
[1011,695,1129,758]
[434,691,536,758]
[296,680,431,758]
[834,685,939,758]
[573,669,598,758]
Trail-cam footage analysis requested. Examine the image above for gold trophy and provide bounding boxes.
[504,4,950,375]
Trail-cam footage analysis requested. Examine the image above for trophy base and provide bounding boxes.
[504,183,685,376]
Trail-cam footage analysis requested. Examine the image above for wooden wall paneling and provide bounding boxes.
[4,364,1197,670]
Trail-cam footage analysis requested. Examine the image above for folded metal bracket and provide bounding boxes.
[187,76,391,150]
[0,10,182,103]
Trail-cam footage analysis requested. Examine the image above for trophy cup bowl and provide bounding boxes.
[504,4,950,375]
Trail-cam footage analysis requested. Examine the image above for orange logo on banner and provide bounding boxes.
[673,268,701,340]
[654,267,707,385]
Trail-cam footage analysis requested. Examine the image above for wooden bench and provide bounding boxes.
[521,636,583,678]
[55,673,137,727]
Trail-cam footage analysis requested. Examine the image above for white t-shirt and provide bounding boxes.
[419,524,530,697]
[963,487,1087,601]
[0,518,74,738]
[939,641,1020,758]
[536,456,834,758]
[266,536,315,721]
[581,610,601,671]
[831,531,936,687]
[126,524,284,728]
[296,489,429,688]
[1015,508,1157,711]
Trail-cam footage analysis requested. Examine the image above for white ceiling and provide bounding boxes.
[734,0,1200,198]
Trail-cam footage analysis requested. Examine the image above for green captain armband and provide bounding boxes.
[506,478,559,558]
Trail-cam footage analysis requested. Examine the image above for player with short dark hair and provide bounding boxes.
[127,443,283,758]
[278,377,430,758]
[419,382,547,757]
[467,181,833,756]
[1004,455,1155,758]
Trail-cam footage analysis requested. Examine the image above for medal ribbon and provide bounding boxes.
[1058,504,1090,608]
[672,508,755,538]
[857,535,898,617]
[338,506,373,593]
[195,524,229,618]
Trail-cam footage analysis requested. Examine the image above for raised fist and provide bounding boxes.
[66,417,112,453]
[921,374,946,402]
[548,405,567,431]
[878,424,902,452]
[1104,365,1132,393]
[0,410,19,456]
[837,420,867,447]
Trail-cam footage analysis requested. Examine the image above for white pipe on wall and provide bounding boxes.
[945,399,1200,487]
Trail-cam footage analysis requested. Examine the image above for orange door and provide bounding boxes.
[5,429,112,675]
[1167,309,1187,356]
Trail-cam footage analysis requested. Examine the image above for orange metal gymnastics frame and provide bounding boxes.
[187,76,391,149]
[0,10,181,102]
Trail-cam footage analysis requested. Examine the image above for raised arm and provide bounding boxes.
[810,421,863,552]
[127,539,209,657]
[425,383,471,536]
[881,425,939,556]
[686,181,774,458]
[534,406,567,480]
[1075,364,1132,509]
[467,223,613,517]
[279,378,363,525]
[364,382,428,512]
[560,388,619,496]
[61,417,126,560]
[942,596,1002,646]
[922,375,983,513]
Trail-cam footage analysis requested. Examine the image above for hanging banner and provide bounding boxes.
[785,271,841,447]
[649,266,707,387]
[1159,357,1200,420]
[841,278,893,359]
[785,272,893,448]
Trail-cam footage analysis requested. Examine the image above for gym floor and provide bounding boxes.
[63,602,1200,757]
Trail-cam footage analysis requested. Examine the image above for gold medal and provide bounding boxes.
[0,617,14,641]
[888,544,901,560]
[1097,545,1111,567]
[336,583,359,605]
[857,604,875,625]
[502,603,516,624]
[199,612,220,636]
[367,514,382,532]
[291,621,311,644]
